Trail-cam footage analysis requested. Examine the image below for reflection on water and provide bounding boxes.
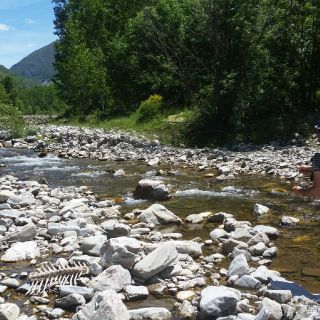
[0,148,319,293]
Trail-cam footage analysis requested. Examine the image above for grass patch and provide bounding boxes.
[54,109,197,146]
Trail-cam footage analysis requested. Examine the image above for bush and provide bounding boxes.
[0,103,27,138]
[136,94,163,123]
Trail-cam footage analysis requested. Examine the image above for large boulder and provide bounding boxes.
[138,204,181,226]
[89,265,131,293]
[134,179,170,200]
[71,290,129,320]
[200,286,241,317]
[1,241,39,262]
[132,243,178,280]
[100,237,142,270]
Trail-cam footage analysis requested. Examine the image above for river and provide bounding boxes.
[0,147,319,296]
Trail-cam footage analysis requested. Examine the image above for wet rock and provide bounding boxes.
[207,212,233,223]
[114,169,125,177]
[280,216,300,227]
[134,179,170,200]
[132,242,178,280]
[90,265,131,293]
[72,290,129,320]
[200,286,241,317]
[253,204,270,215]
[252,225,279,239]
[138,204,182,226]
[0,303,20,320]
[129,307,172,320]
[1,241,39,262]
[210,229,229,241]
[100,236,141,270]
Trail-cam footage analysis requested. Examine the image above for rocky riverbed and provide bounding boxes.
[0,125,319,320]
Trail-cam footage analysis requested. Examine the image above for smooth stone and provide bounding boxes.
[0,303,20,320]
[129,307,172,320]
[101,220,131,238]
[134,179,170,200]
[138,204,181,226]
[253,204,270,215]
[280,216,300,226]
[200,286,241,317]
[4,223,37,242]
[252,226,279,239]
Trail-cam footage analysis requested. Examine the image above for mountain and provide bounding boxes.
[0,65,37,87]
[10,42,56,84]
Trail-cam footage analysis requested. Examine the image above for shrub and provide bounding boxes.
[0,103,26,138]
[136,94,163,123]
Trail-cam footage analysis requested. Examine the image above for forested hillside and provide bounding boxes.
[10,42,56,84]
[53,0,320,144]
[0,65,37,87]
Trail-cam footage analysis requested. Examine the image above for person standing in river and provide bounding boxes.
[293,122,320,198]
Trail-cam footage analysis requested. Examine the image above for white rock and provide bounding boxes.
[132,242,178,280]
[200,286,241,317]
[138,204,181,225]
[72,290,129,320]
[254,204,270,215]
[0,303,20,320]
[1,241,39,262]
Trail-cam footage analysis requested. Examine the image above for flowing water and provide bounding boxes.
[0,147,319,302]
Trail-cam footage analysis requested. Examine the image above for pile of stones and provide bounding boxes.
[0,175,319,320]
[0,125,319,182]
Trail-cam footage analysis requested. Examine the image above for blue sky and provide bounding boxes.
[0,0,57,68]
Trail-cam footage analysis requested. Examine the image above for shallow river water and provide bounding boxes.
[0,147,319,300]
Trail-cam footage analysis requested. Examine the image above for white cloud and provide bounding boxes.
[25,18,35,24]
[0,23,10,31]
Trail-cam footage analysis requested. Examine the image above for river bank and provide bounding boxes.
[0,125,319,320]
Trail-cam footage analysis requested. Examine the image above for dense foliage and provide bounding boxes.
[53,0,320,144]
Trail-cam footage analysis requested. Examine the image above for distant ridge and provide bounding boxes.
[10,42,56,84]
[0,65,37,87]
